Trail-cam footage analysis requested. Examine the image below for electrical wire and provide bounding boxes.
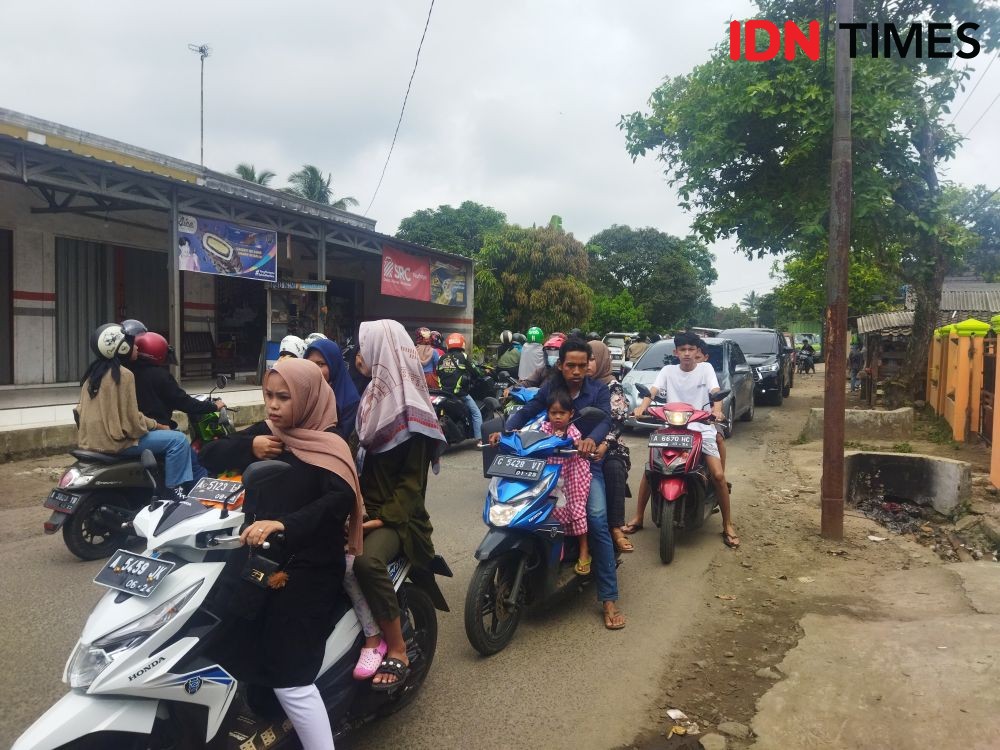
[364,0,435,216]
[963,88,1000,137]
[950,47,999,124]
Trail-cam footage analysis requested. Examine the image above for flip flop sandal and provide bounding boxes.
[353,638,388,680]
[574,556,592,576]
[613,533,634,553]
[371,657,410,692]
[622,523,644,535]
[722,531,741,549]
[604,607,626,630]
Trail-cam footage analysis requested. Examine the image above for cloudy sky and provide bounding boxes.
[3,1,999,306]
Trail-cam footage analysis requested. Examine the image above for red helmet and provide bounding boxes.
[415,327,433,345]
[543,333,567,350]
[446,332,466,350]
[135,332,170,365]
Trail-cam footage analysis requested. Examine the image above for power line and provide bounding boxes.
[364,0,435,216]
[950,47,999,124]
[964,88,1000,137]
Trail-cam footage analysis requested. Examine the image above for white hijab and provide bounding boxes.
[356,320,447,461]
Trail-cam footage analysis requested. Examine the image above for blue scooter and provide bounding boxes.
[464,406,605,656]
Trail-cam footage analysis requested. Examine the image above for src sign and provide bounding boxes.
[381,245,430,301]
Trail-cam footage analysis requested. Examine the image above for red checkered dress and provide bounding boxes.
[541,421,590,536]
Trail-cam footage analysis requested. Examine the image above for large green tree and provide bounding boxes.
[951,185,1000,281]
[285,165,359,210]
[395,201,507,258]
[588,290,652,334]
[621,0,997,396]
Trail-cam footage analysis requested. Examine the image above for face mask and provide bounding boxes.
[545,352,559,367]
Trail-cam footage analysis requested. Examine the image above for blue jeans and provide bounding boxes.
[850,370,859,392]
[586,472,618,602]
[120,430,193,488]
[462,394,483,441]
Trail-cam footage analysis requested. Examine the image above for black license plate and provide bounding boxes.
[649,432,695,449]
[487,455,547,481]
[44,490,82,511]
[94,550,176,598]
[186,477,244,504]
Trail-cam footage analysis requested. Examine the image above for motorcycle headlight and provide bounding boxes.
[67,581,202,689]
[59,468,93,489]
[665,410,693,426]
[758,362,779,373]
[489,500,529,527]
[487,474,555,527]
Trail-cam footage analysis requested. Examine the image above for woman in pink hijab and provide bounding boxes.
[199,358,363,750]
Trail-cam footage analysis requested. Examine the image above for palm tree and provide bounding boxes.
[741,290,760,322]
[285,164,359,210]
[231,163,276,186]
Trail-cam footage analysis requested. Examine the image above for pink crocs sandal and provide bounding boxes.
[353,639,388,680]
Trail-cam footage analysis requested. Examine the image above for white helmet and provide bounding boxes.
[303,332,328,347]
[279,335,306,358]
[91,323,133,360]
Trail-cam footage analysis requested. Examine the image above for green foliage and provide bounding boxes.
[232,163,276,186]
[951,185,1000,281]
[588,290,651,334]
[396,201,508,258]
[285,165,358,209]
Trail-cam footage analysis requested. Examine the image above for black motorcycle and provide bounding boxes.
[430,377,502,446]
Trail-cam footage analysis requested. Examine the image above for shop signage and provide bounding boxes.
[177,214,277,282]
[270,280,328,293]
[381,245,430,301]
[430,260,467,307]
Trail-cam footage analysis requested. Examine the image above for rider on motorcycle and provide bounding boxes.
[517,326,546,381]
[520,332,567,387]
[496,330,523,379]
[437,333,484,441]
[279,335,307,359]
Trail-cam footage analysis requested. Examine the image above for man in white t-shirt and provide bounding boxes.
[631,331,739,549]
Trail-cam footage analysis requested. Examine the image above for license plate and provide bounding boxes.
[186,477,244,504]
[649,432,695,449]
[44,489,82,511]
[487,455,546,481]
[94,550,176,598]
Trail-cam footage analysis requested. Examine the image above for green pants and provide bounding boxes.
[352,527,402,622]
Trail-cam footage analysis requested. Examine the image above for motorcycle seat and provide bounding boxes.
[70,449,132,465]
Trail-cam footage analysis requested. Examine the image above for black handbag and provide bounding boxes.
[230,552,285,620]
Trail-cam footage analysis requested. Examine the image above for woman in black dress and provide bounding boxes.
[199,358,364,750]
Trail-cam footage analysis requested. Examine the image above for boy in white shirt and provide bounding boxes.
[632,331,739,548]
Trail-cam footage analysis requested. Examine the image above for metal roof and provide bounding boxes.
[856,311,914,335]
[939,288,1000,315]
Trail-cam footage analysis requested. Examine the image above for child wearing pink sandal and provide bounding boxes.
[344,553,386,679]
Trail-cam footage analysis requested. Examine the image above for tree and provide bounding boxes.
[952,185,1000,281]
[741,291,760,322]
[396,201,507,258]
[285,165,359,209]
[475,222,594,335]
[620,0,998,397]
[588,290,652,334]
[232,163,276,186]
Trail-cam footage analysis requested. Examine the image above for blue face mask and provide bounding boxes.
[545,352,559,367]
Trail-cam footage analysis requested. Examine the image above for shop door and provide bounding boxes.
[117,246,168,334]
[0,229,11,384]
[55,238,113,382]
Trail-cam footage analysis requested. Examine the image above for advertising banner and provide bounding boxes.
[430,260,467,307]
[177,214,277,282]
[381,245,430,301]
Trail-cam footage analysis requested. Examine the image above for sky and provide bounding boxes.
[2,1,999,307]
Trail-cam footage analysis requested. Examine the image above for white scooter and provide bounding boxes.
[15,453,451,750]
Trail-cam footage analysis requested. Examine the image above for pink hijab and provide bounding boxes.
[264,358,365,555]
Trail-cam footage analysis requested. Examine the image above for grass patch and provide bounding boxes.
[891,442,914,453]
[915,408,959,448]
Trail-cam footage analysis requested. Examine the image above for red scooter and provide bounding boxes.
[635,384,729,564]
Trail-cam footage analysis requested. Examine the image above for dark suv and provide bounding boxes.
[718,328,794,406]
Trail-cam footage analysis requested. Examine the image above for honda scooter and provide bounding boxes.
[464,407,604,656]
[43,376,234,561]
[15,453,451,750]
[635,384,729,564]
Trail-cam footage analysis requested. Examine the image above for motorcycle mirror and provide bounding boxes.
[216,374,228,390]
[241,460,291,490]
[709,390,731,403]
[574,406,607,423]
[635,383,652,398]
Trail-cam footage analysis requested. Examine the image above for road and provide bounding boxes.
[0,392,789,750]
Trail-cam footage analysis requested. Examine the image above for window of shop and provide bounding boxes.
[0,228,11,385]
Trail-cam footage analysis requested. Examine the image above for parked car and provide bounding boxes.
[719,328,795,406]
[603,331,638,377]
[622,337,755,437]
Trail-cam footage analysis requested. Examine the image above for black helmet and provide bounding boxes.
[586,331,600,341]
[121,319,147,337]
[512,333,526,344]
[568,328,584,339]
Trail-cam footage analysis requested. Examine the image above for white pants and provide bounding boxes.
[274,684,335,750]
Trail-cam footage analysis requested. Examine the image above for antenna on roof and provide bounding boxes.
[187,44,212,166]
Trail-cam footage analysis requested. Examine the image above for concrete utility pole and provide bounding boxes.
[821,0,853,540]
[188,43,211,166]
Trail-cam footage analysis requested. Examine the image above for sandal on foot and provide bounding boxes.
[574,556,592,576]
[604,606,626,630]
[352,639,388,680]
[370,657,410,692]
[722,531,741,549]
[613,532,634,553]
[621,522,644,535]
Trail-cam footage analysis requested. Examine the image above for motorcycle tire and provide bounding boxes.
[464,554,524,656]
[380,583,438,715]
[658,500,676,565]
[62,492,132,561]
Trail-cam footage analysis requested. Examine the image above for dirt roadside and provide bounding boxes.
[618,369,998,749]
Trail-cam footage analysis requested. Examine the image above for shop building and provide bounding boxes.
[0,109,474,386]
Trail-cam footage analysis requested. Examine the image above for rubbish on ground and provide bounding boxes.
[867,535,887,542]
[797,576,815,583]
[716,594,737,601]
[666,709,688,721]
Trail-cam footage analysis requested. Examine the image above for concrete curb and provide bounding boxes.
[845,450,971,518]
[803,407,914,442]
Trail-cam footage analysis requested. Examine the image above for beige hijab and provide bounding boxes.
[264,358,365,555]
[588,340,615,385]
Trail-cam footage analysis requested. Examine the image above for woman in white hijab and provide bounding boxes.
[351,319,447,690]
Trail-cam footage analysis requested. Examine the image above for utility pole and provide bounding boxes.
[187,43,211,166]
[821,0,853,540]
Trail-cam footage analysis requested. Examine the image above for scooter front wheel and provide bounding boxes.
[658,500,676,565]
[464,554,523,656]
[62,492,132,561]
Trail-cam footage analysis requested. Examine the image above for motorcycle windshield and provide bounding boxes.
[153,498,212,536]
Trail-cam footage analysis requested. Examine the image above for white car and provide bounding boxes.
[602,331,638,376]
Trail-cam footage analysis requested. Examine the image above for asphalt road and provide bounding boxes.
[1,401,782,750]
